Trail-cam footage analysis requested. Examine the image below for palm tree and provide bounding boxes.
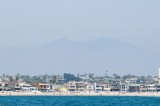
[9,76,14,82]
[88,73,94,82]
[50,75,57,84]
[15,73,20,81]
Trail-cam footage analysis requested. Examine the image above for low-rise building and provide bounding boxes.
[68,81,86,91]
[0,81,5,91]
[101,83,111,92]
[22,87,38,92]
[110,84,120,92]
[139,85,147,92]
[128,84,141,92]
[7,81,21,91]
[85,83,94,92]
[145,84,156,92]
[125,78,138,84]
[155,84,160,92]
[94,83,102,92]
[119,83,129,93]
[32,82,51,92]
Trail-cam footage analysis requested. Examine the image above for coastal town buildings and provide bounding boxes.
[1,68,160,93]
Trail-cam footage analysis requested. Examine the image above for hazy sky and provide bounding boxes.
[0,0,160,52]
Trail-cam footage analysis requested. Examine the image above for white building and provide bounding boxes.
[101,84,111,92]
[94,83,102,92]
[125,78,138,84]
[86,83,94,91]
[68,81,86,92]
[119,83,129,93]
[146,84,156,92]
[0,81,5,91]
[22,87,38,92]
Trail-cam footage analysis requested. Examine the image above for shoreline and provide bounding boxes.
[1,91,160,97]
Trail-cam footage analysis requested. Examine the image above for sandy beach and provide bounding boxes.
[1,91,160,97]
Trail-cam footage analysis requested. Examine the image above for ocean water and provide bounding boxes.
[0,96,160,106]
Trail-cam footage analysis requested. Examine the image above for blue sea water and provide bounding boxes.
[0,96,160,106]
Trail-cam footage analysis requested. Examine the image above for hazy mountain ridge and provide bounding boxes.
[0,38,159,76]
[44,38,142,50]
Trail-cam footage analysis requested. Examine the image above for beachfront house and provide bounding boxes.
[7,81,21,91]
[68,81,86,92]
[119,83,129,93]
[110,84,120,92]
[22,87,38,92]
[85,83,94,92]
[20,82,38,92]
[51,84,68,92]
[94,83,102,92]
[128,84,141,92]
[101,83,111,92]
[0,81,5,91]
[145,84,156,92]
[76,82,86,91]
[68,81,76,91]
[155,84,160,92]
[139,85,147,92]
[32,82,51,92]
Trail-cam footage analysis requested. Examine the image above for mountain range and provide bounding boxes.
[0,37,159,76]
